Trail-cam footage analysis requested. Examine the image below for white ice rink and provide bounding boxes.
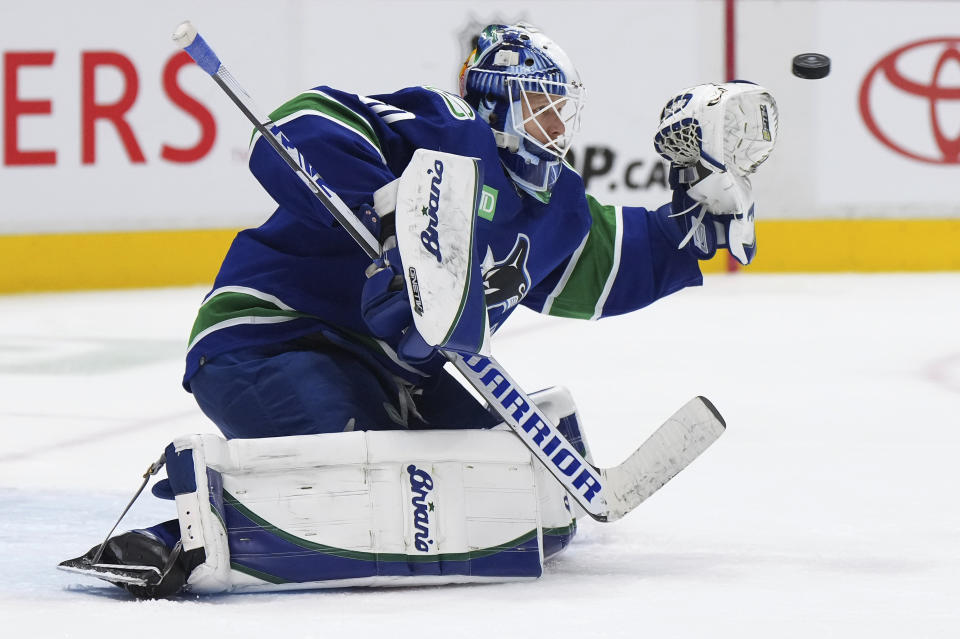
[1,273,958,638]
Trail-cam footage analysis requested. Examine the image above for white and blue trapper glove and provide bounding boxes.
[653,81,778,265]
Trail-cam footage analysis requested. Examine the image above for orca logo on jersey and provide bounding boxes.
[420,160,445,263]
[407,465,435,552]
[462,355,603,503]
[483,234,531,314]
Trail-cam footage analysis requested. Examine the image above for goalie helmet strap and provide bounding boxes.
[493,129,520,152]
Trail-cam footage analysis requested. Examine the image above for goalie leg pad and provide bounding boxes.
[527,386,594,464]
[165,429,562,594]
[524,386,590,558]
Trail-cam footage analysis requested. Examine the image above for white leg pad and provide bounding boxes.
[165,429,565,594]
[525,386,594,535]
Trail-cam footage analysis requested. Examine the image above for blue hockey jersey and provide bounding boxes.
[183,86,702,390]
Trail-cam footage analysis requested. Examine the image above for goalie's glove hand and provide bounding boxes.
[653,81,776,266]
[654,81,778,177]
[668,165,756,265]
[361,239,412,339]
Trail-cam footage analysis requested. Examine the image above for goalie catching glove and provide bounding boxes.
[653,81,779,265]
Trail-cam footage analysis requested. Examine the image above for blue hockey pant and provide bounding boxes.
[189,337,500,439]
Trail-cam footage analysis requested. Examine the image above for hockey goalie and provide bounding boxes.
[59,22,777,598]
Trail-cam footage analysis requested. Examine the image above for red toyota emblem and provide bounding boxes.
[859,37,960,164]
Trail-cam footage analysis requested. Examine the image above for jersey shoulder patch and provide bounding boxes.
[368,87,479,129]
[421,86,476,121]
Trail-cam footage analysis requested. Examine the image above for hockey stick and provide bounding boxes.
[172,21,725,522]
[454,356,725,521]
[171,24,380,259]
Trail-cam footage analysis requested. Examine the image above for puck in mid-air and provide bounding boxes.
[792,53,831,79]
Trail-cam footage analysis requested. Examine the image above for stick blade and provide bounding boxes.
[598,396,725,522]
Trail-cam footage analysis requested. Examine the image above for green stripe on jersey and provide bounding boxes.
[186,287,431,377]
[544,195,621,319]
[250,90,382,154]
[188,290,311,348]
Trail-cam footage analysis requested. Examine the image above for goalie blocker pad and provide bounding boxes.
[162,387,582,594]
[388,148,491,356]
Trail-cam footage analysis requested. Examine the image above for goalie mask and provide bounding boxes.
[459,23,585,202]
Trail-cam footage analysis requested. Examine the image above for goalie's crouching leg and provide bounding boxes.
[61,387,590,596]
[519,386,593,561]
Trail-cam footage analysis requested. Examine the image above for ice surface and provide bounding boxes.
[1,274,958,637]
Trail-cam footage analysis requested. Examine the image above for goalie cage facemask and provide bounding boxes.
[459,23,585,202]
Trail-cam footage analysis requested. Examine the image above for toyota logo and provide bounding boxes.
[859,37,960,164]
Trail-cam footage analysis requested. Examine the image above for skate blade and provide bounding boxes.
[58,558,160,587]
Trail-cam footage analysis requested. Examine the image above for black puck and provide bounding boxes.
[792,53,831,79]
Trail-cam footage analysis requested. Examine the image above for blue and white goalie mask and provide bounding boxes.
[460,24,585,202]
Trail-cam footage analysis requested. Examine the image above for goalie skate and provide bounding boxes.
[58,531,200,598]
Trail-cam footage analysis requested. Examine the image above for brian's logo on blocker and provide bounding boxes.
[407,465,435,552]
[482,234,531,315]
[859,37,960,164]
[420,160,444,262]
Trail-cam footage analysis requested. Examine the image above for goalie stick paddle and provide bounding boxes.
[172,21,725,522]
